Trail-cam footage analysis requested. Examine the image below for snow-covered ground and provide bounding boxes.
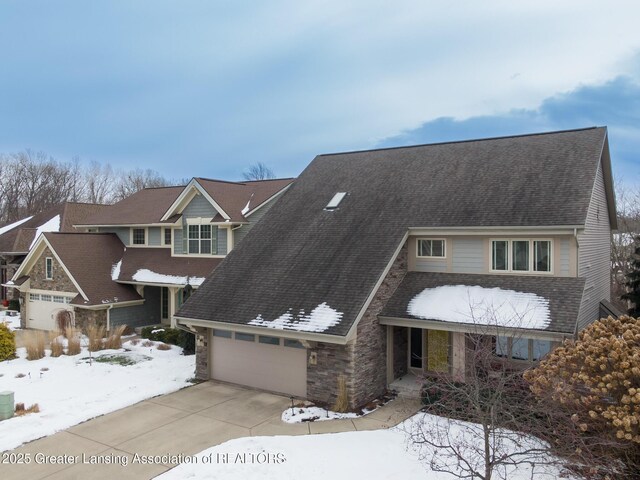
[0,310,21,330]
[0,340,194,452]
[158,412,572,480]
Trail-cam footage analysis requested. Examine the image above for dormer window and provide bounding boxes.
[325,192,347,210]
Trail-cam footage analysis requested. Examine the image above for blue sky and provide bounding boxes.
[0,1,639,185]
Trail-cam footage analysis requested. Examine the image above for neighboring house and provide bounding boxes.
[175,127,616,408]
[8,177,293,331]
[0,202,109,301]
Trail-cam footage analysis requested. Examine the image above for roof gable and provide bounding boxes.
[14,233,141,306]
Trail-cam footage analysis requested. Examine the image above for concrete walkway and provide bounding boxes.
[1,381,422,479]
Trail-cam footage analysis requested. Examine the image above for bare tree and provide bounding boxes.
[403,300,622,480]
[242,162,275,181]
[113,168,170,201]
[84,160,115,204]
[611,178,640,310]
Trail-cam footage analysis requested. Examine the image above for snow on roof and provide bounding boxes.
[131,268,205,286]
[29,214,61,249]
[248,302,344,333]
[0,216,34,236]
[407,285,551,330]
[111,260,122,281]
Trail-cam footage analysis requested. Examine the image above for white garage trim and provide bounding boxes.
[210,330,307,398]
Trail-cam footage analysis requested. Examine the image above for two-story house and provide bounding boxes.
[8,177,293,331]
[175,127,616,408]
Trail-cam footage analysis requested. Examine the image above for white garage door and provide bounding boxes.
[211,331,307,398]
[27,293,73,331]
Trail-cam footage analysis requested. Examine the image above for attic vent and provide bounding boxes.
[325,192,347,210]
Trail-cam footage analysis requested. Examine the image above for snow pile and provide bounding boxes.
[132,269,205,286]
[248,303,343,333]
[408,285,551,330]
[0,216,33,236]
[158,411,571,480]
[0,340,195,452]
[111,259,122,280]
[241,200,251,215]
[29,214,61,249]
[282,406,358,423]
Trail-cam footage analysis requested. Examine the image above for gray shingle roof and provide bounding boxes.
[177,128,607,337]
[380,272,586,335]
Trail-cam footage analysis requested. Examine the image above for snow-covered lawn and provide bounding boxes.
[0,310,21,330]
[158,412,573,480]
[0,340,195,452]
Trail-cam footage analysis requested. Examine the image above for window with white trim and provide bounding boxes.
[186,224,216,254]
[45,257,53,279]
[29,293,40,302]
[494,336,553,361]
[164,228,172,245]
[490,239,551,273]
[41,294,52,302]
[53,295,65,303]
[132,228,146,245]
[417,239,445,258]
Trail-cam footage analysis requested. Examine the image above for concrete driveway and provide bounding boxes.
[1,381,421,480]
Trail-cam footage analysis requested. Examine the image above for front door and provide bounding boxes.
[409,328,451,374]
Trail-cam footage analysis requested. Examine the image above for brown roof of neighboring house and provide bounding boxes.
[43,232,141,307]
[196,178,294,222]
[78,186,186,226]
[77,178,294,226]
[114,247,222,285]
[0,203,110,254]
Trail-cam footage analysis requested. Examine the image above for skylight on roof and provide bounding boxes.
[325,192,347,210]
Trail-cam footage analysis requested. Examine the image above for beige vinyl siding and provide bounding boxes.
[451,238,484,273]
[408,235,576,276]
[576,159,611,331]
[559,238,571,276]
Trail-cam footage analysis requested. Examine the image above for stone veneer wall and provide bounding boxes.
[306,342,353,406]
[30,247,77,293]
[393,326,408,379]
[306,241,408,409]
[194,327,209,380]
[73,308,107,331]
[350,241,408,407]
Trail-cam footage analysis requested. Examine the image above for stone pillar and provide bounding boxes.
[195,328,209,380]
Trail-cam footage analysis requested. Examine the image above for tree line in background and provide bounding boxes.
[0,150,275,225]
[612,179,640,312]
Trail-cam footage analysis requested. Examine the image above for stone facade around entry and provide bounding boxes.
[306,342,354,406]
[350,241,408,407]
[194,327,209,380]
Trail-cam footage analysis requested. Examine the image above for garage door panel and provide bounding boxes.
[28,298,73,331]
[211,334,307,398]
